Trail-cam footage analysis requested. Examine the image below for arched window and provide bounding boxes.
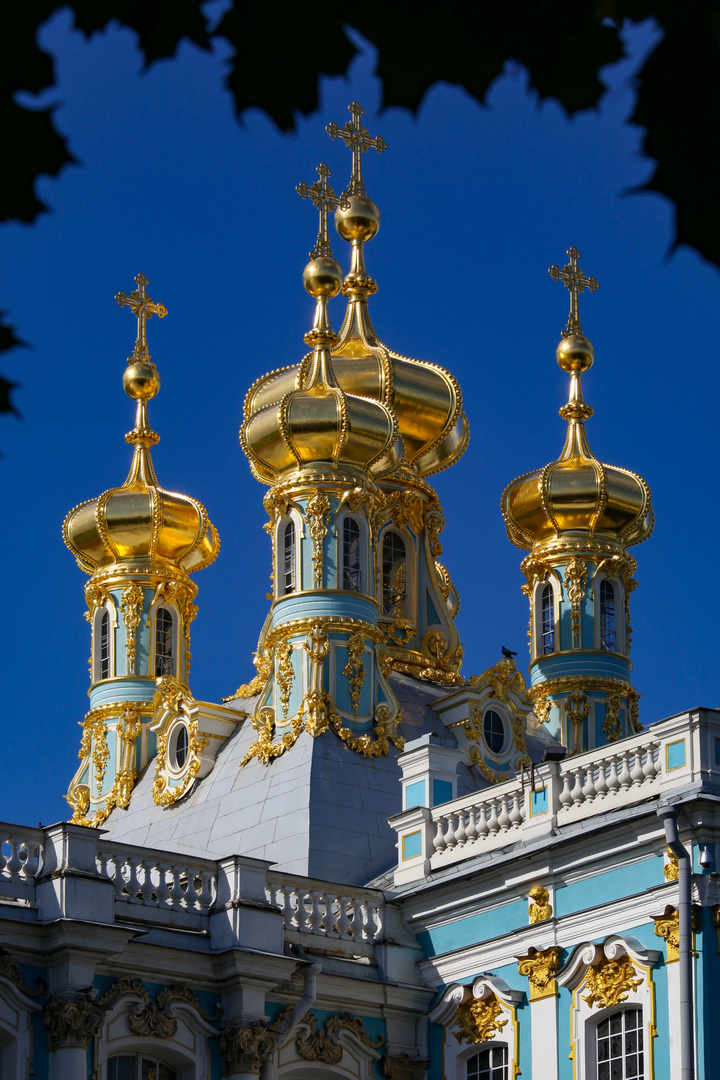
[483,709,506,755]
[282,519,296,595]
[99,609,111,680]
[382,531,407,616]
[541,582,555,654]
[155,606,174,677]
[108,1055,177,1080]
[342,516,362,592]
[596,1008,643,1080]
[467,1044,508,1079]
[600,579,616,651]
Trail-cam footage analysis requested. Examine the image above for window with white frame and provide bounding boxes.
[599,579,616,652]
[99,608,111,680]
[541,582,555,654]
[281,519,296,595]
[342,516,362,592]
[483,709,506,755]
[108,1054,178,1080]
[382,531,407,616]
[466,1045,508,1080]
[595,1007,643,1080]
[155,606,174,676]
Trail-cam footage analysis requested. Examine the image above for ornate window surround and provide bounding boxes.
[92,599,118,683]
[0,967,42,1080]
[557,934,660,1080]
[428,975,522,1080]
[378,525,415,622]
[275,509,305,597]
[532,576,560,660]
[591,574,624,654]
[147,599,180,680]
[335,508,370,596]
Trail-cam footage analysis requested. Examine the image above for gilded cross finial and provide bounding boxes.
[115,273,167,363]
[326,101,387,196]
[296,163,350,259]
[548,247,599,338]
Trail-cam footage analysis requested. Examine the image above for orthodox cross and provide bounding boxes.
[548,247,599,338]
[115,273,167,363]
[326,101,387,196]
[296,163,349,258]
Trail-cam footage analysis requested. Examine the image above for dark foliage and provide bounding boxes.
[2,0,719,425]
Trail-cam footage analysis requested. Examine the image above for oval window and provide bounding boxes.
[483,709,506,755]
[172,724,189,770]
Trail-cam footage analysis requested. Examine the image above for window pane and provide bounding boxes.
[483,710,505,755]
[596,1008,644,1080]
[283,520,296,595]
[141,1061,177,1080]
[382,533,407,616]
[600,579,616,651]
[541,583,555,653]
[100,609,110,680]
[155,607,174,676]
[343,517,361,592]
[109,1057,136,1080]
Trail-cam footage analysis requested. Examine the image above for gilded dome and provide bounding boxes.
[64,273,219,575]
[501,333,653,551]
[244,196,469,480]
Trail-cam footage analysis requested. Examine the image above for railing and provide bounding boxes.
[427,729,664,870]
[267,873,384,955]
[97,843,217,928]
[0,826,44,903]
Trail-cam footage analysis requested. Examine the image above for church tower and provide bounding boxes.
[501,249,653,753]
[237,103,469,767]
[63,274,220,824]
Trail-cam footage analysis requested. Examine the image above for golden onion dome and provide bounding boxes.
[241,250,397,482]
[501,331,653,552]
[244,108,469,480]
[63,274,220,575]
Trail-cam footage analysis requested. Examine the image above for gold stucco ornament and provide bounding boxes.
[452,995,508,1045]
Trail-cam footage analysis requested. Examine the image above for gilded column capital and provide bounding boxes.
[651,903,700,962]
[44,994,105,1051]
[219,1020,280,1076]
[516,946,562,1000]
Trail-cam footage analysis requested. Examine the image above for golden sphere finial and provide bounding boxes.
[335,195,380,244]
[123,360,160,401]
[556,334,594,374]
[303,256,343,299]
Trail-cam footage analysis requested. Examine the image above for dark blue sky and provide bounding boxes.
[1,11,717,826]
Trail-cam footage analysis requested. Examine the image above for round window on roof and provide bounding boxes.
[170,723,189,771]
[483,709,506,755]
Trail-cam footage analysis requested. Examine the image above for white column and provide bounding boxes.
[50,1046,89,1080]
[666,960,682,1078]
[530,994,558,1080]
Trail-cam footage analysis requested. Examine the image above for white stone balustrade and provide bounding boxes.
[267,873,385,956]
[0,826,43,902]
[97,843,218,929]
[391,708,720,884]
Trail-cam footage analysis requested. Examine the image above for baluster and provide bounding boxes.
[594,761,608,798]
[20,842,39,880]
[630,748,645,786]
[138,860,153,902]
[7,840,23,880]
[0,840,7,877]
[497,797,512,832]
[155,863,170,906]
[606,755,620,794]
[351,899,365,942]
[487,801,500,836]
[618,751,633,790]
[466,807,478,842]
[197,871,214,912]
[476,803,489,839]
[643,742,659,780]
[97,851,110,879]
[111,856,126,897]
[336,896,351,937]
[444,815,457,849]
[432,816,447,853]
[366,900,381,940]
[559,772,573,809]
[582,767,597,803]
[454,812,467,846]
[309,891,325,933]
[570,769,584,806]
[168,865,184,908]
[372,900,383,940]
[509,792,523,827]
[125,857,141,899]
